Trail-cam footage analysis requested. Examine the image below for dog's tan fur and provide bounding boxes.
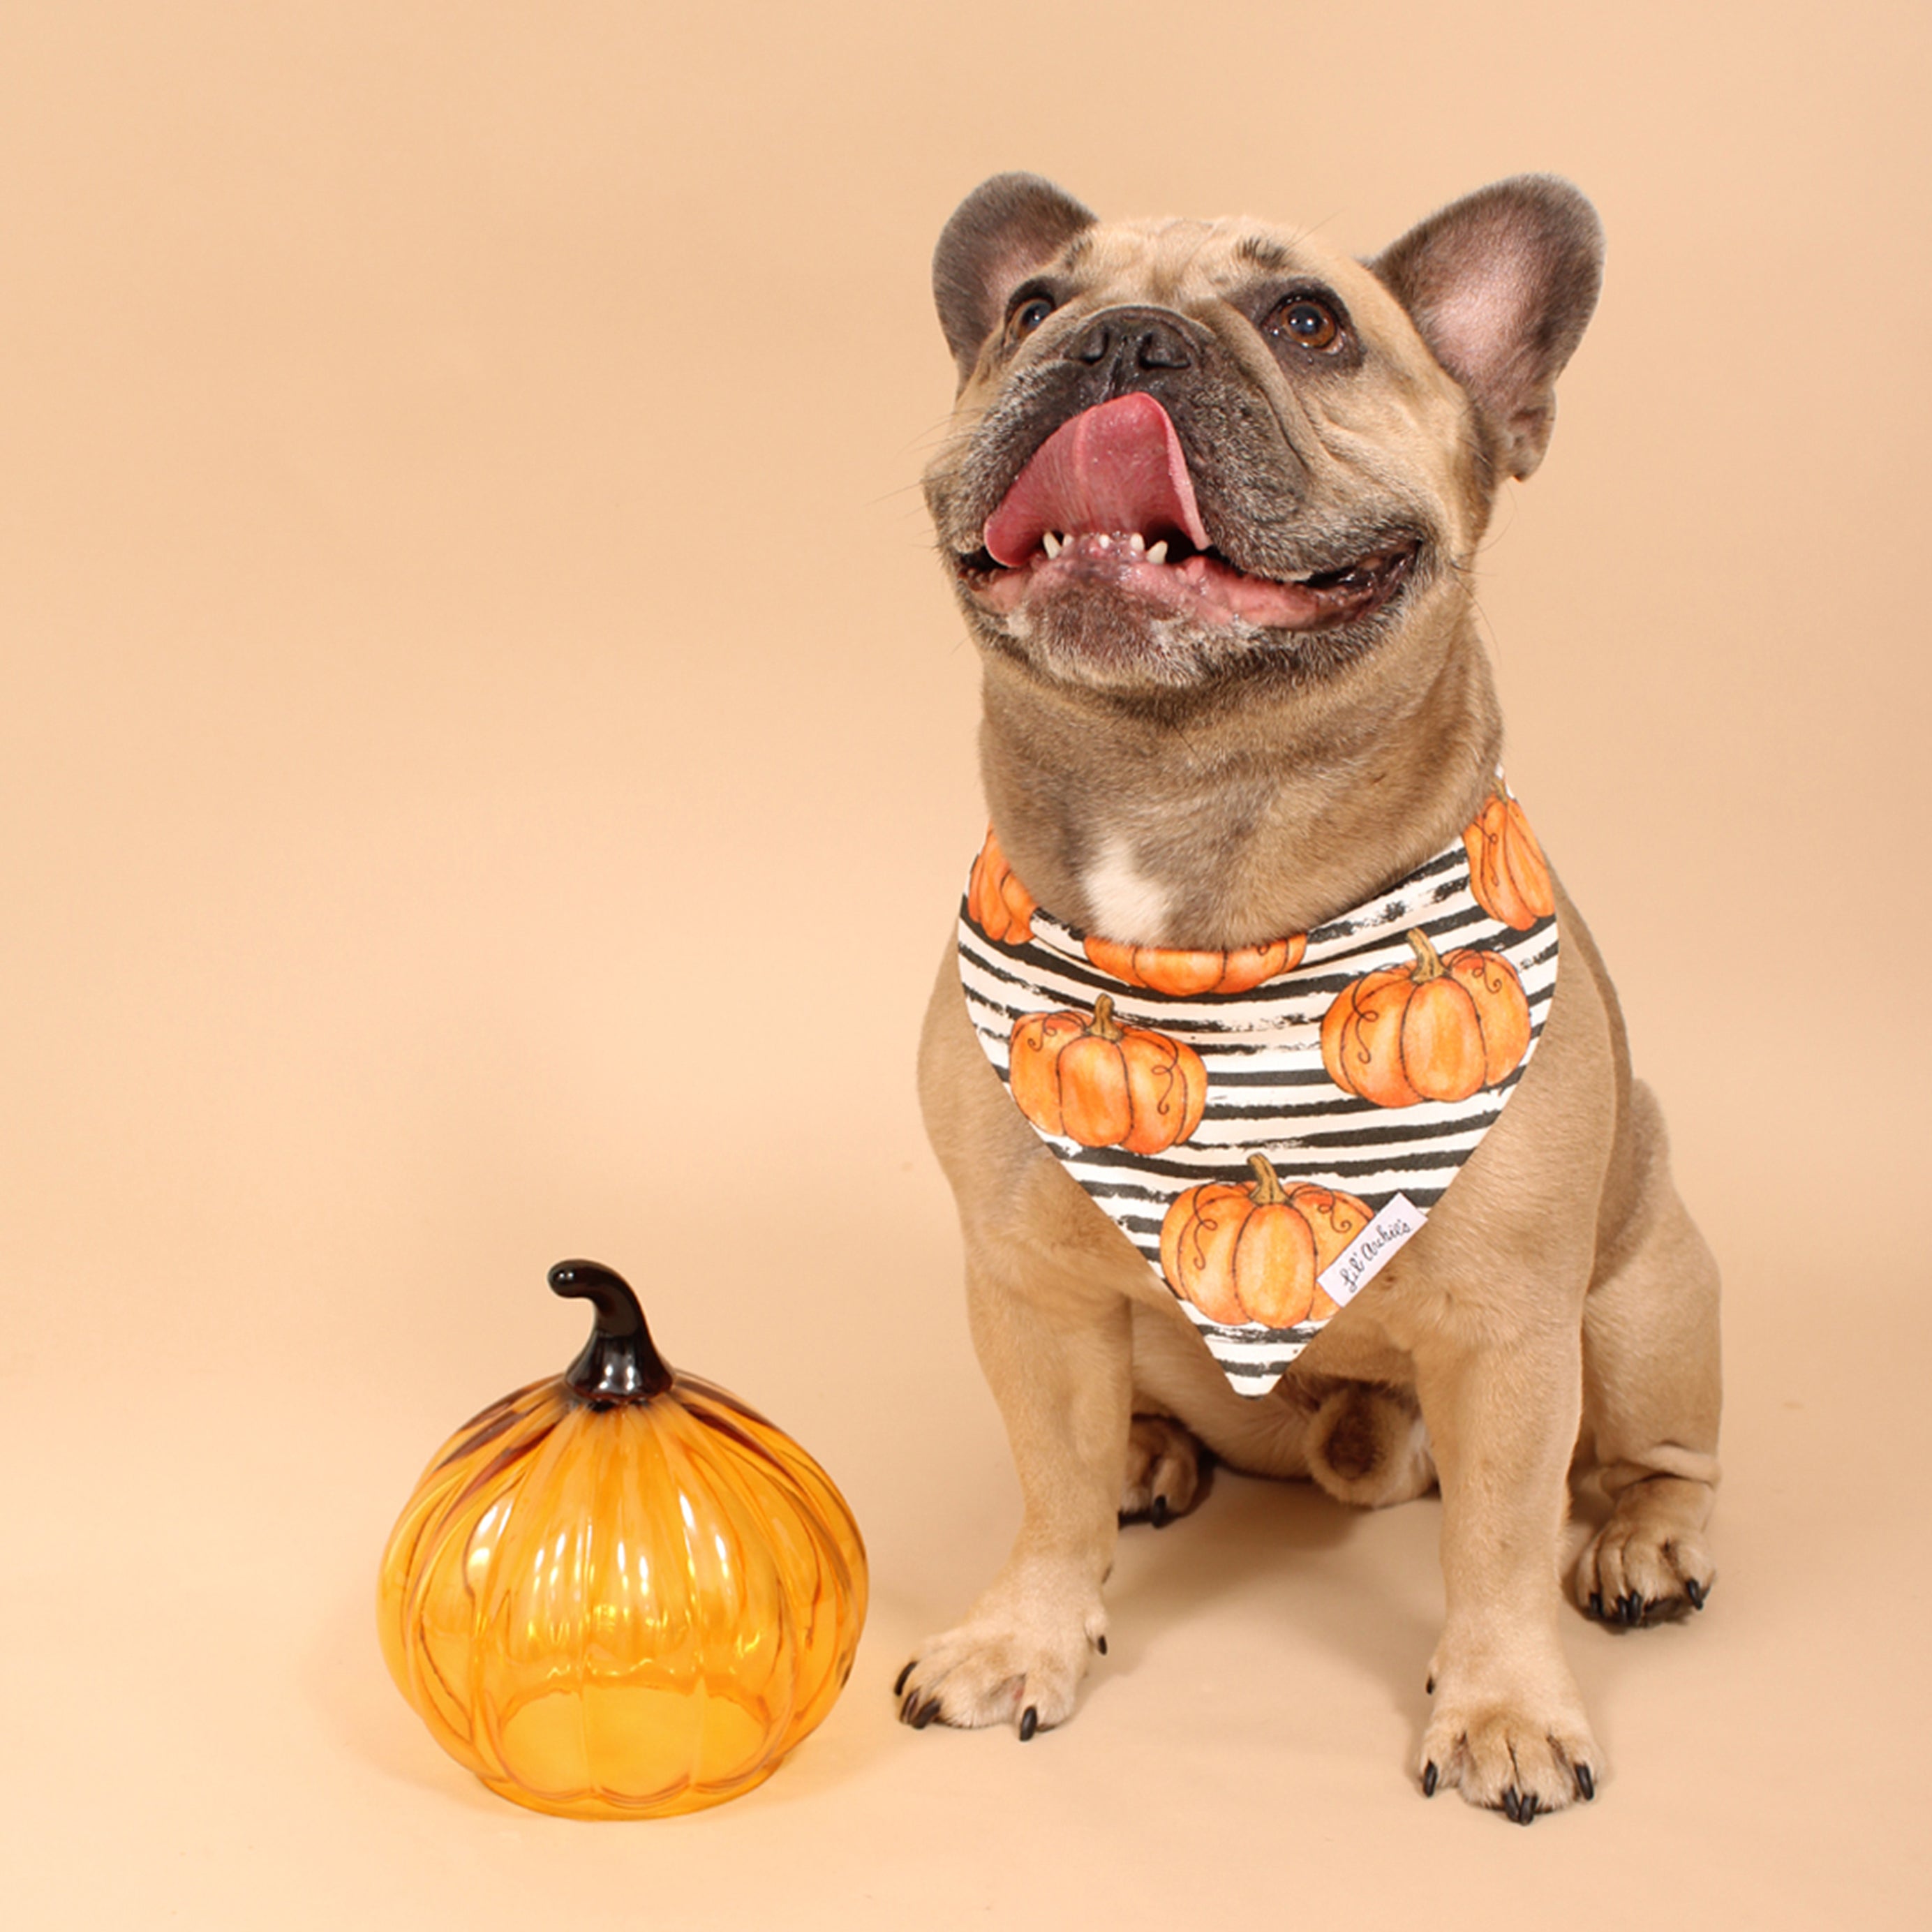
[901,175,1721,1820]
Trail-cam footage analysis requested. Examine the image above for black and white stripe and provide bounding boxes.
[956,835,1558,1399]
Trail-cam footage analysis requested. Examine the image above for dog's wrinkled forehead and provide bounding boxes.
[1049,216,1392,315]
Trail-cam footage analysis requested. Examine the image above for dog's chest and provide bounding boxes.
[1078,836,1174,942]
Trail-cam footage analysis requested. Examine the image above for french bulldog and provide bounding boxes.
[897,173,1722,1823]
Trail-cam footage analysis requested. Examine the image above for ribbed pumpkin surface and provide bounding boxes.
[379,1367,865,1819]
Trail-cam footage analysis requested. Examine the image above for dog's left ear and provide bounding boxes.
[1371,177,1603,481]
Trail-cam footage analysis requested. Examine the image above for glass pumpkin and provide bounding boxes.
[378,1260,867,1818]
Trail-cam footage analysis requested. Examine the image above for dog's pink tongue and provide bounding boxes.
[983,393,1211,567]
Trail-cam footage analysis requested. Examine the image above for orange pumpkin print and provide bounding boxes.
[967,827,1037,944]
[1083,932,1307,997]
[1161,1153,1372,1328]
[1464,784,1554,931]
[1009,995,1207,1154]
[1321,928,1532,1108]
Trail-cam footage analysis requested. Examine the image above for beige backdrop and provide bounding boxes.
[4,1,1927,1924]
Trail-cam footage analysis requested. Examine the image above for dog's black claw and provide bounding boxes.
[1685,1577,1707,1611]
[1018,1705,1039,1742]
[1575,1763,1596,1802]
[1425,1674,1435,1695]
[1502,1788,1519,1822]
[1150,1495,1172,1529]
[1095,1634,1108,1656]
[1618,1591,1644,1626]
[1588,1591,1604,1619]
[1422,1762,1438,1797]
[893,1660,914,1697]
[912,1697,941,1730]
[1517,1792,1538,1826]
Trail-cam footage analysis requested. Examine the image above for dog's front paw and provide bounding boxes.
[895,1571,1108,1739]
[1419,1665,1601,1822]
[1576,1475,1716,1626]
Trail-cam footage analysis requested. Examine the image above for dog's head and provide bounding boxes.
[923,175,1601,700]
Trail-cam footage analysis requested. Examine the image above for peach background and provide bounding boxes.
[3,1,1926,1924]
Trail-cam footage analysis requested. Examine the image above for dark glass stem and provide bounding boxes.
[549,1260,675,1403]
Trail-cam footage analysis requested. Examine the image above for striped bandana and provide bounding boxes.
[956,785,1559,1398]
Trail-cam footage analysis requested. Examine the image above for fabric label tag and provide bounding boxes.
[1318,1193,1425,1307]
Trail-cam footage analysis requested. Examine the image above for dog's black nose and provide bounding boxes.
[1066,306,1195,376]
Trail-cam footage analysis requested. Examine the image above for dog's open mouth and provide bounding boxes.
[958,393,1416,632]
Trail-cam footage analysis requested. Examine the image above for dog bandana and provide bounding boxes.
[956,783,1559,1398]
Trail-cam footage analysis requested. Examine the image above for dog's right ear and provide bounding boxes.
[934,174,1097,383]
[1371,177,1603,482]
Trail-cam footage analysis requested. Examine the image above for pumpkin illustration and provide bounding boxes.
[1464,783,1554,930]
[967,826,1038,944]
[1160,1152,1372,1328]
[1321,928,1532,1108]
[378,1260,867,1820]
[1083,931,1307,997]
[1008,994,1207,1153]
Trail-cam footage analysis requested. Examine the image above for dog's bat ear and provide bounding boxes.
[1371,177,1603,481]
[934,173,1097,382]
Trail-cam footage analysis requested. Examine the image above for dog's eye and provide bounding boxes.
[1009,295,1056,338]
[1272,297,1342,352]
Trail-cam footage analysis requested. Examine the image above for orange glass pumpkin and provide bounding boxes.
[967,826,1038,944]
[1463,785,1554,930]
[1320,929,1532,1108]
[378,1261,867,1819]
[1083,931,1306,996]
[1009,995,1207,1153]
[1161,1152,1372,1326]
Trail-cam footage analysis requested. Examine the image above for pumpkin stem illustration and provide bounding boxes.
[549,1259,675,1403]
[1244,1152,1289,1207]
[1087,995,1125,1042]
[1404,929,1447,981]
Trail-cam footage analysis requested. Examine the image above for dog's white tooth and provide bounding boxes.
[1129,532,1145,552]
[1096,533,1112,549]
[1145,540,1168,565]
[1042,532,1062,558]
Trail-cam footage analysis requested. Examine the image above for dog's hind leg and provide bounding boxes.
[1305,1383,1438,1508]
[1120,1413,1205,1524]
[1127,1298,1436,1507]
[1575,1079,1722,1623]
[1125,1296,1321,1481]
